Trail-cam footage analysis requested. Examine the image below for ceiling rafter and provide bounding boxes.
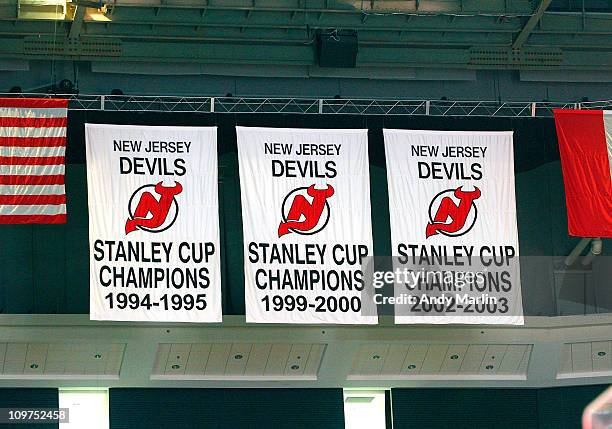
[106,3,533,17]
[512,0,553,49]
[1,0,612,70]
[68,5,86,39]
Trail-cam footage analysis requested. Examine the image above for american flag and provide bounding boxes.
[0,97,68,224]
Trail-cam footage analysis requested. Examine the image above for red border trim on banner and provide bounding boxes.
[0,98,69,109]
[0,214,66,224]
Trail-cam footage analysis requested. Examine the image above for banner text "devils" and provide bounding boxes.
[265,142,340,178]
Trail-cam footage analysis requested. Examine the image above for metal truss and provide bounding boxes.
[3,93,611,117]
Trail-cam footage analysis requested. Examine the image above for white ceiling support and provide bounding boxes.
[0,315,609,389]
[3,93,609,117]
[512,0,553,50]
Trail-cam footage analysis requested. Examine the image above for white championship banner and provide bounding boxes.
[86,124,222,322]
[384,129,524,325]
[237,127,376,324]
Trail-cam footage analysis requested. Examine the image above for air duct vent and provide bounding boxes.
[469,47,563,68]
[23,37,121,57]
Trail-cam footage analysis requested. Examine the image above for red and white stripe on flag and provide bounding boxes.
[554,109,612,238]
[0,98,68,224]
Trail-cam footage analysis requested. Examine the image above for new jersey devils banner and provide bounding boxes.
[237,127,376,324]
[384,129,523,325]
[86,124,222,322]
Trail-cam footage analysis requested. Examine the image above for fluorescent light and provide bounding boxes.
[344,390,386,429]
[18,0,66,19]
[59,389,109,429]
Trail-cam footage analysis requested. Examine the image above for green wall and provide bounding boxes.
[109,388,345,429]
[0,388,58,429]
[392,384,609,429]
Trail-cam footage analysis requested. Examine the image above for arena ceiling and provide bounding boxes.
[0,1,611,74]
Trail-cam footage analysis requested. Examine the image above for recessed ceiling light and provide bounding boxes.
[407,364,416,370]
[291,365,299,370]
[171,364,180,370]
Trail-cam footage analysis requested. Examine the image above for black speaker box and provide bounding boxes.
[316,30,358,68]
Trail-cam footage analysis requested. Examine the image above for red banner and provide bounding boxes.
[554,109,612,238]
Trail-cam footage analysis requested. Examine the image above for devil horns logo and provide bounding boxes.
[125,181,183,235]
[426,186,481,238]
[278,184,334,237]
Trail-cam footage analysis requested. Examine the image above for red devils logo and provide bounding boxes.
[426,186,481,238]
[125,181,183,235]
[278,184,334,237]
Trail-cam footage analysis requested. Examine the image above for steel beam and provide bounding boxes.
[68,6,86,39]
[512,0,553,49]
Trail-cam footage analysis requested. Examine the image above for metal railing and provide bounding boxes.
[3,93,611,116]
